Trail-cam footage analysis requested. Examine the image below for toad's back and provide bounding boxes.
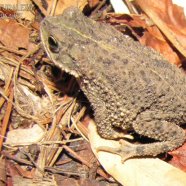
[40,7,186,160]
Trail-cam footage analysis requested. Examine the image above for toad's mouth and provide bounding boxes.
[49,55,80,79]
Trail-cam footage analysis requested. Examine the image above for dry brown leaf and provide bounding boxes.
[128,14,151,28]
[55,176,106,186]
[136,0,186,57]
[0,19,29,50]
[6,161,20,182]
[106,14,148,28]
[43,0,88,15]
[169,142,186,172]
[12,176,56,186]
[13,164,34,179]
[0,159,6,186]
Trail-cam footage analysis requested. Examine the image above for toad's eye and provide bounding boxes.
[48,36,59,53]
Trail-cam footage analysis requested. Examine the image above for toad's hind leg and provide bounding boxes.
[96,121,126,140]
[97,119,185,162]
[132,120,185,156]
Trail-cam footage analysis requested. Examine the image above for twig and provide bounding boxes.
[0,67,14,108]
[90,0,107,17]
[63,144,109,179]
[0,87,14,151]
[31,0,48,16]
[48,0,58,16]
[0,46,27,56]
[0,57,34,76]
[4,138,84,147]
[63,145,90,167]
[19,148,44,174]
[1,150,33,166]
[123,0,137,14]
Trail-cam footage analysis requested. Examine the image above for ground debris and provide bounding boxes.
[1,1,186,186]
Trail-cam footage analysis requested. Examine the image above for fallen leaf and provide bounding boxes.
[128,14,151,28]
[169,143,186,172]
[0,19,29,50]
[136,0,186,58]
[0,159,6,185]
[14,164,34,179]
[12,176,56,186]
[5,125,44,145]
[106,14,147,28]
[7,161,34,179]
[43,0,88,15]
[55,176,107,186]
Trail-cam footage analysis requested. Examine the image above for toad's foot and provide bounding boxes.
[96,140,139,162]
[97,136,185,163]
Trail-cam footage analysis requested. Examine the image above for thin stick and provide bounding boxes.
[31,0,48,16]
[0,68,14,108]
[48,0,58,16]
[63,145,90,167]
[0,87,14,151]
[0,46,27,56]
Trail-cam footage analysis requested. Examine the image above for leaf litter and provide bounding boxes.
[0,0,186,185]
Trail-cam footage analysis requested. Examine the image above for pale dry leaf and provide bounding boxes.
[88,121,186,186]
[110,0,130,14]
[5,125,44,145]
